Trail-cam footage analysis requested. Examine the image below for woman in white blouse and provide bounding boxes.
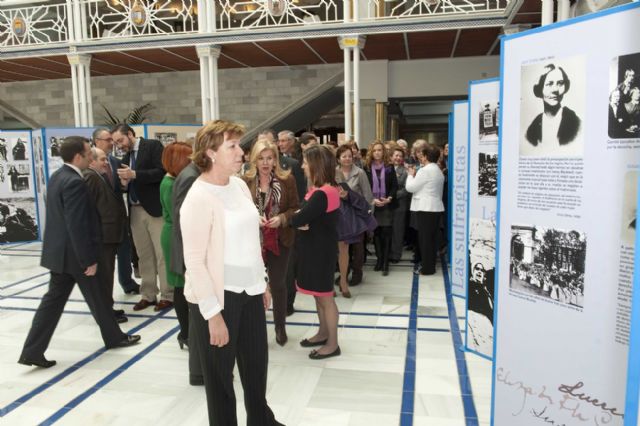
[180,120,283,426]
[405,143,444,275]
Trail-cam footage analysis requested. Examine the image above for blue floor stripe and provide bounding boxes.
[0,272,49,290]
[0,310,170,418]
[0,281,49,299]
[0,248,41,253]
[4,294,460,319]
[40,325,180,425]
[399,269,419,426]
[441,256,479,425]
[0,305,451,333]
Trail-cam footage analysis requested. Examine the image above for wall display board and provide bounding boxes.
[465,79,500,359]
[0,131,39,243]
[43,127,95,178]
[144,124,199,146]
[626,195,640,426]
[492,4,640,426]
[450,101,470,298]
[31,129,46,238]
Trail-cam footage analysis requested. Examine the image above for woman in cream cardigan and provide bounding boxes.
[406,143,444,275]
[180,120,283,426]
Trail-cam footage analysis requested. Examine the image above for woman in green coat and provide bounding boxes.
[160,142,193,349]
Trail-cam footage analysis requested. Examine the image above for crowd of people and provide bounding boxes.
[511,259,585,307]
[17,120,450,424]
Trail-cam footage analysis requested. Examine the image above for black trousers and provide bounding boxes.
[265,244,290,329]
[173,286,189,340]
[416,211,441,274]
[285,244,297,311]
[21,271,126,359]
[189,292,279,426]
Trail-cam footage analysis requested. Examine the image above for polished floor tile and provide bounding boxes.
[0,243,493,425]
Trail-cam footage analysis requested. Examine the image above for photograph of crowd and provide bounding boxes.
[478,152,498,196]
[479,100,499,142]
[608,52,640,139]
[621,171,638,247]
[510,224,586,308]
[467,218,496,356]
[155,132,178,146]
[520,57,585,157]
[0,198,38,243]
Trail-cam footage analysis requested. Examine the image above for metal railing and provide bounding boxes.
[0,0,511,49]
[0,2,69,47]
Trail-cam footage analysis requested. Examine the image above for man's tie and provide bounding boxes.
[129,150,139,204]
[105,161,114,189]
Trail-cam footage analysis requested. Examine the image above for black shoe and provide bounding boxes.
[116,315,128,324]
[189,374,204,386]
[382,269,389,276]
[349,271,362,286]
[389,259,400,264]
[309,346,341,360]
[286,306,295,317]
[300,338,328,347]
[178,336,188,350]
[112,334,141,348]
[18,356,56,368]
[373,262,382,272]
[113,309,125,316]
[124,284,140,295]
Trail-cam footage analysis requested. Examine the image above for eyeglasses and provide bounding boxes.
[96,137,113,142]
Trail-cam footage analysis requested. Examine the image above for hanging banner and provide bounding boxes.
[450,101,469,298]
[492,4,640,426]
[43,127,96,178]
[0,131,39,243]
[465,79,500,359]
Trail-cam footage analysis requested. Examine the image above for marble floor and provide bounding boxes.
[0,242,493,426]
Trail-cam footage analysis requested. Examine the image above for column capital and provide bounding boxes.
[67,53,91,67]
[338,35,366,50]
[196,44,221,59]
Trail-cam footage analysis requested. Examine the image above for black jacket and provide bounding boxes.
[525,107,581,146]
[365,164,399,210]
[122,138,165,217]
[41,165,101,273]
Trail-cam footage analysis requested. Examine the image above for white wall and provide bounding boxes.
[388,56,500,98]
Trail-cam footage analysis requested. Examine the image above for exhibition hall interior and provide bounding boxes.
[1,0,639,425]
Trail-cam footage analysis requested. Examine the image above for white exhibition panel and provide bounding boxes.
[32,129,46,238]
[144,124,200,146]
[451,101,469,298]
[492,4,640,426]
[0,131,40,243]
[43,127,96,178]
[466,79,500,359]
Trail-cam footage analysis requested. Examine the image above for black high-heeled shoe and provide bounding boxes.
[178,336,188,350]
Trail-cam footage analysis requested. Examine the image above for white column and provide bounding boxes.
[541,0,554,25]
[196,45,221,124]
[72,0,83,41]
[353,35,366,146]
[343,0,351,22]
[66,0,76,42]
[557,0,570,21]
[343,45,352,140]
[67,53,92,127]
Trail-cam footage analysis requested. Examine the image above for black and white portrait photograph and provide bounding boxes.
[479,100,499,142]
[49,136,61,157]
[609,52,640,139]
[510,225,586,308]
[620,171,638,247]
[155,132,177,146]
[467,218,496,356]
[5,163,30,193]
[10,137,29,162]
[478,152,498,197]
[0,197,38,243]
[520,56,585,157]
[0,137,7,162]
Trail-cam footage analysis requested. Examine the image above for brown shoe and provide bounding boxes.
[133,299,156,311]
[154,300,174,311]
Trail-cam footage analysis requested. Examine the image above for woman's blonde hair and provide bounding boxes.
[244,137,290,180]
[365,140,390,168]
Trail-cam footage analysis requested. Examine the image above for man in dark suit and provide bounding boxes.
[93,128,140,295]
[84,147,129,323]
[169,161,204,386]
[112,124,172,312]
[19,137,140,369]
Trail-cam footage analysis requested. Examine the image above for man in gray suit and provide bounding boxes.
[170,161,203,386]
[19,137,140,369]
